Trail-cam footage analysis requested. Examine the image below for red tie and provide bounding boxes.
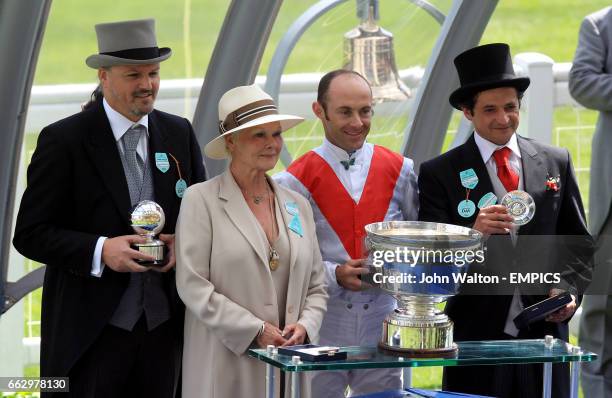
[493,147,519,192]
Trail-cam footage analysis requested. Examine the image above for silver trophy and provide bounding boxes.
[501,190,536,225]
[365,221,482,357]
[131,200,167,266]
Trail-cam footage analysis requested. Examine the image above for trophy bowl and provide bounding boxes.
[131,200,167,266]
[365,221,483,357]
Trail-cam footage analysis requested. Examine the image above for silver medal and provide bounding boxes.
[501,190,535,226]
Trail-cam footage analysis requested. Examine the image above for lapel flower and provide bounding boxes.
[546,174,560,192]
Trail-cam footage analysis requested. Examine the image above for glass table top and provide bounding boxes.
[248,339,596,372]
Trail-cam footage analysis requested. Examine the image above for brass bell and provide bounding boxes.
[343,0,410,103]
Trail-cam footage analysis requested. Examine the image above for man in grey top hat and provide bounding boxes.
[13,18,206,398]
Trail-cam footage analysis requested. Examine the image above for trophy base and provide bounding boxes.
[378,341,458,358]
[131,242,167,267]
[379,308,457,358]
[134,258,168,267]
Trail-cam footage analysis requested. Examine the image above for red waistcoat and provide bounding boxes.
[287,145,403,259]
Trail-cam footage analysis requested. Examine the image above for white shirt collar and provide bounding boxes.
[473,131,521,164]
[322,137,365,162]
[103,98,149,141]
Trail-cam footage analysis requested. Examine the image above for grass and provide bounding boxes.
[12,0,610,394]
[35,1,611,84]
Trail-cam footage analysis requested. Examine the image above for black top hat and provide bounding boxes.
[449,43,530,110]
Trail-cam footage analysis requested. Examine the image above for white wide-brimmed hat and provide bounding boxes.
[86,18,172,69]
[204,84,304,159]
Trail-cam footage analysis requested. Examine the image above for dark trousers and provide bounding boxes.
[59,316,180,398]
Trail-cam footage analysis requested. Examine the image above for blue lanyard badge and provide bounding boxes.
[478,192,498,209]
[175,179,187,198]
[457,169,478,218]
[155,152,170,173]
[459,168,479,189]
[457,199,476,218]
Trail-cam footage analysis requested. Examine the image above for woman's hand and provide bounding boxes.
[256,322,287,348]
[280,323,307,346]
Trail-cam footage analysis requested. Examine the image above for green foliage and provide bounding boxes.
[482,0,609,61]
[35,1,611,84]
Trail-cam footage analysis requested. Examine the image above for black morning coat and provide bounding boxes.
[418,134,593,398]
[13,99,206,387]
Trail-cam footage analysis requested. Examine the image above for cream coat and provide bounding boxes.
[176,170,328,398]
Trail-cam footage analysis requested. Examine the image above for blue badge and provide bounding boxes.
[478,192,498,209]
[284,201,299,216]
[175,179,187,198]
[288,215,303,237]
[155,152,170,173]
[457,199,476,218]
[459,168,479,189]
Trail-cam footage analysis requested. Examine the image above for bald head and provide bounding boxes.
[317,69,372,113]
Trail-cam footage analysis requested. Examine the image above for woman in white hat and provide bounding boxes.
[175,84,328,397]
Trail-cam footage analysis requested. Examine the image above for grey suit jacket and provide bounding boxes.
[569,6,612,237]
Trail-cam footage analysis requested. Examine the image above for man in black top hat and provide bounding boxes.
[13,18,206,397]
[418,43,592,397]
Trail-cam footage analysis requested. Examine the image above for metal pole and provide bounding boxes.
[266,345,276,398]
[263,0,347,167]
[543,363,552,398]
[291,373,301,398]
[265,0,445,167]
[191,0,283,178]
[0,0,52,316]
[403,368,412,389]
[401,0,498,171]
[570,346,581,398]
[291,356,301,398]
[542,335,554,398]
[266,363,275,398]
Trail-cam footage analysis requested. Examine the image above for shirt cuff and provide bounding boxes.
[91,237,107,277]
[323,260,341,294]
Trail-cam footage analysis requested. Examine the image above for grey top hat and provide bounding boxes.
[86,18,172,69]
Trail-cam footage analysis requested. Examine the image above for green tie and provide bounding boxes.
[340,157,355,170]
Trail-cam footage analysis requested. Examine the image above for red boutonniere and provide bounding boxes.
[546,174,560,192]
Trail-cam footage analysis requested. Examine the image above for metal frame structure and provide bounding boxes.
[193,0,283,177]
[0,0,52,314]
[264,0,348,166]
[263,0,446,167]
[0,4,591,398]
[0,0,284,314]
[401,0,498,170]
[0,0,497,319]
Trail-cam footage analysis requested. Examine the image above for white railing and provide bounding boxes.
[25,57,586,147]
[25,66,426,134]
